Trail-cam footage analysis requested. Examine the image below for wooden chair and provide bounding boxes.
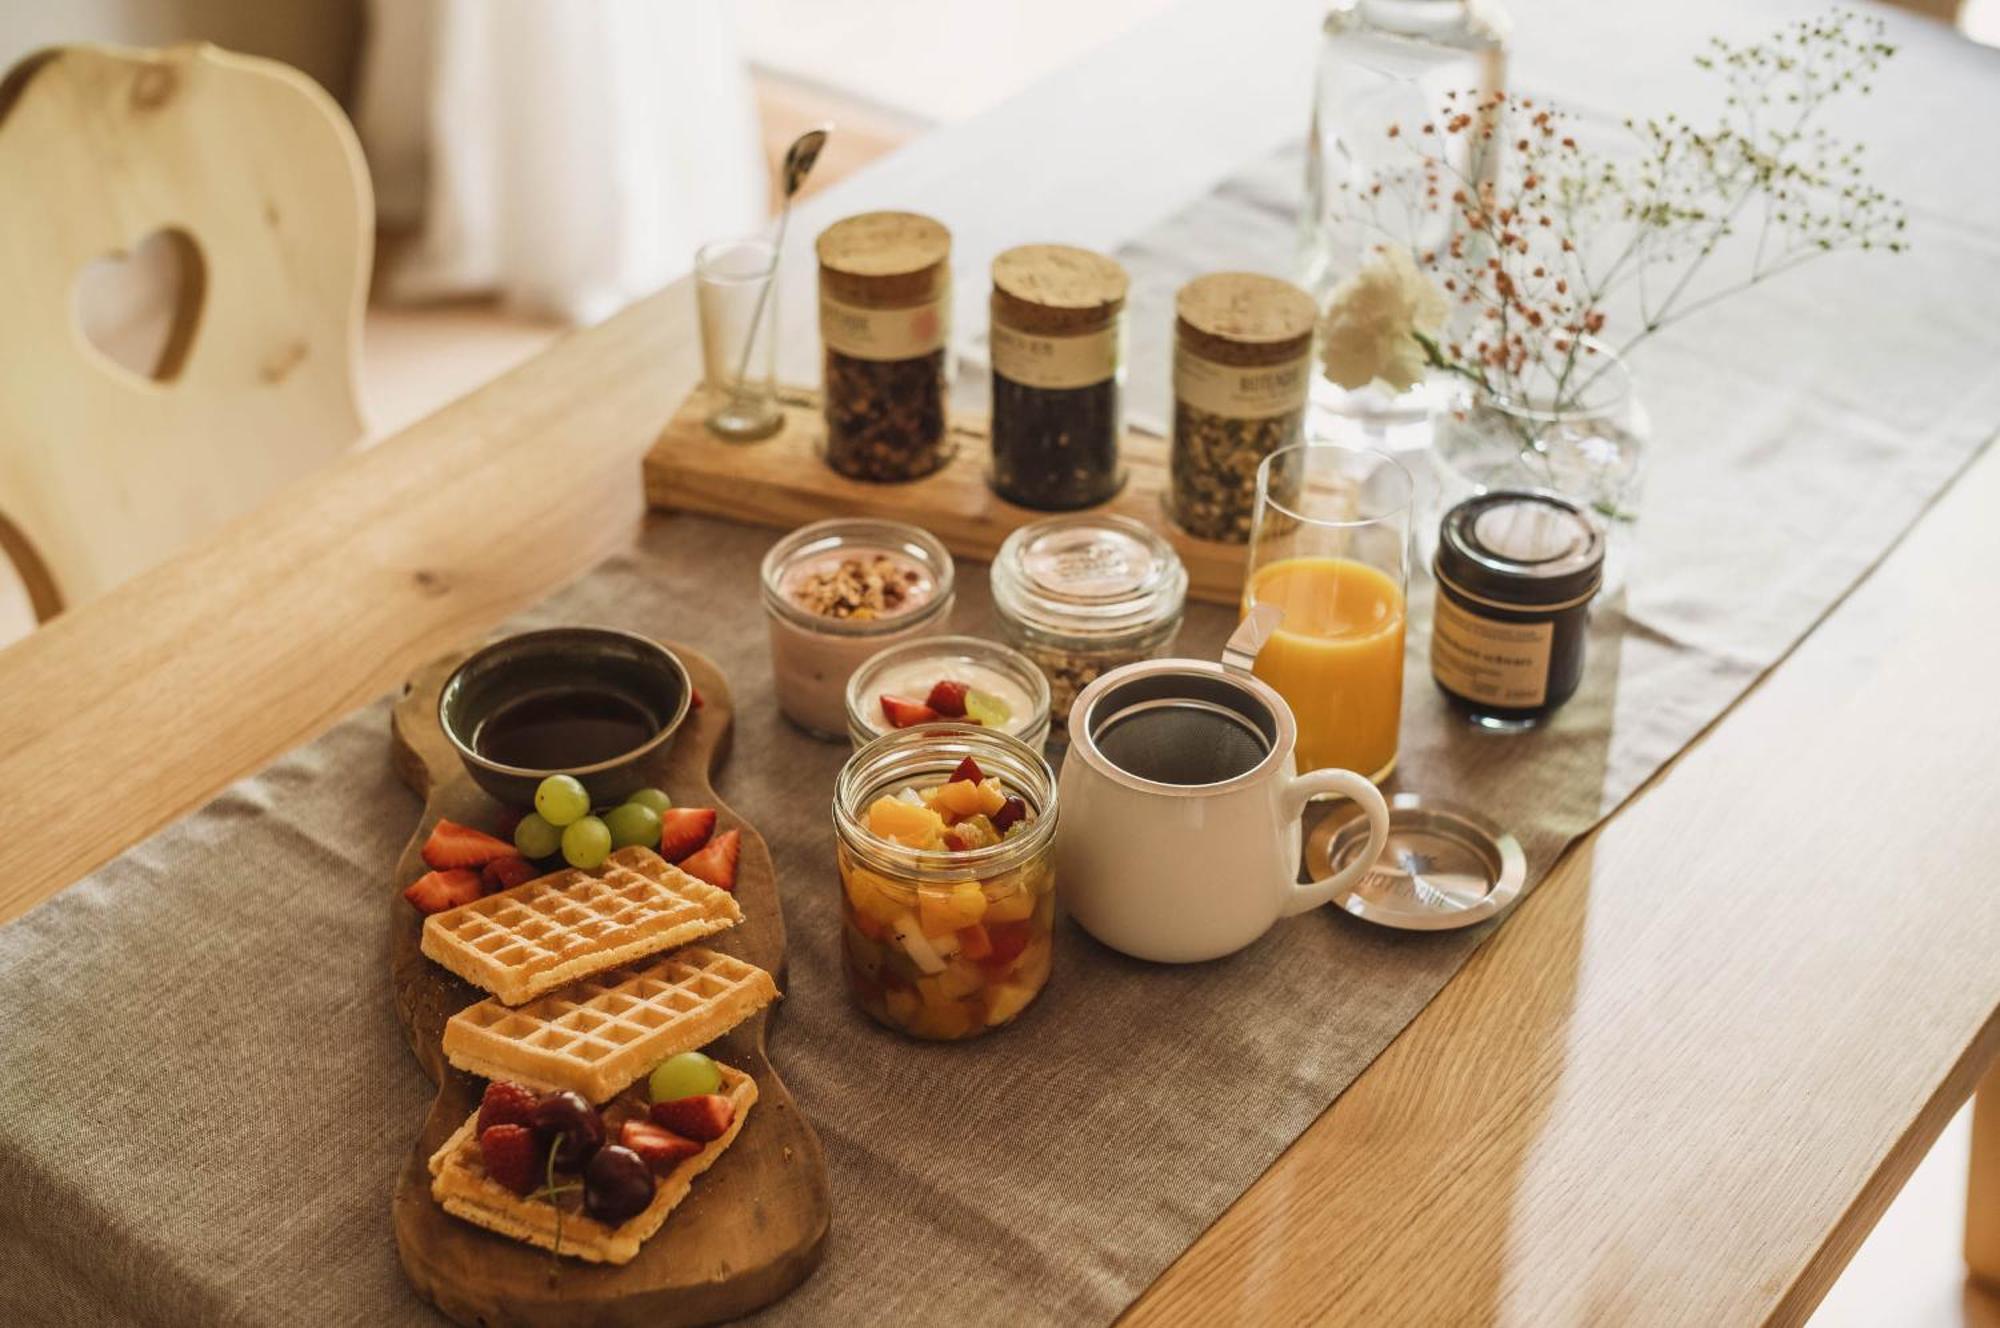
[0,43,371,620]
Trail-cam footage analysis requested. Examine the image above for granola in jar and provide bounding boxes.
[1167,273,1316,543]
[990,514,1187,728]
[816,211,954,482]
[987,244,1129,511]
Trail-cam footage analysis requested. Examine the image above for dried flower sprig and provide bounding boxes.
[1321,7,1907,414]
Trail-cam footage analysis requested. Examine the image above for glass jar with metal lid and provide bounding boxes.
[987,243,1129,511]
[1430,490,1604,729]
[1167,272,1317,543]
[990,513,1189,727]
[816,211,954,482]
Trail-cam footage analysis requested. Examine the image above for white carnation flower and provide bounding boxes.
[1319,246,1449,393]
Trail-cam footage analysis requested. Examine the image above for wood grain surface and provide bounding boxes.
[1972,1066,2000,1291]
[387,645,829,1326]
[0,1,1994,1322]
[647,383,1251,605]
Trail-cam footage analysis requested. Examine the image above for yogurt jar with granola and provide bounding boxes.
[761,519,955,739]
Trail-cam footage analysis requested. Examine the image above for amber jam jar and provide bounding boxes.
[833,725,1058,1041]
[1430,490,1605,730]
[816,211,954,482]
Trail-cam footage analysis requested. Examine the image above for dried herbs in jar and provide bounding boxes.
[816,211,954,482]
[988,244,1129,510]
[1167,273,1316,543]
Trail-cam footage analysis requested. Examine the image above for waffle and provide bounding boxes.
[442,948,779,1102]
[429,1063,757,1265]
[421,846,742,1005]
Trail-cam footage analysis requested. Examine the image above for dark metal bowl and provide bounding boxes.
[438,626,692,808]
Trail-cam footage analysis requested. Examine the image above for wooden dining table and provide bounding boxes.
[2,0,1995,1322]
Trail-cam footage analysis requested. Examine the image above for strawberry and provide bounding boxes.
[620,1119,702,1171]
[481,855,539,892]
[478,1124,542,1195]
[402,868,483,914]
[690,686,705,710]
[927,680,970,718]
[478,1080,541,1135]
[679,829,740,892]
[649,1093,735,1142]
[880,695,940,729]
[493,808,525,840]
[657,807,718,862]
[949,754,985,784]
[421,818,518,870]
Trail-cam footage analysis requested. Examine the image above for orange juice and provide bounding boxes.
[1241,556,1404,781]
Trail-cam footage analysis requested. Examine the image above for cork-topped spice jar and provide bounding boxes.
[1167,273,1317,543]
[817,211,955,482]
[988,244,1130,512]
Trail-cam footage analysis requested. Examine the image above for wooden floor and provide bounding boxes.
[1,23,1994,1321]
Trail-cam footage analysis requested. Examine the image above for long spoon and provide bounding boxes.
[730,126,831,406]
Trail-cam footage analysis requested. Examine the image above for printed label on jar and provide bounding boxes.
[1172,345,1311,420]
[990,321,1123,390]
[820,293,950,362]
[1430,594,1553,708]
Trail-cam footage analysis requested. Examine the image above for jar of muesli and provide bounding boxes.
[990,514,1187,728]
[1167,273,1316,543]
[988,244,1129,511]
[817,211,954,482]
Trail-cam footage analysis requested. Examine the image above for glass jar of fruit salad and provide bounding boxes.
[990,513,1188,728]
[845,633,1052,753]
[834,724,1058,1040]
[761,519,956,740]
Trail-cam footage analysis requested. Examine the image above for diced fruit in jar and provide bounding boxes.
[991,796,1028,833]
[949,755,984,784]
[917,881,987,936]
[891,914,947,975]
[924,778,1005,819]
[867,796,945,848]
[984,981,1041,1028]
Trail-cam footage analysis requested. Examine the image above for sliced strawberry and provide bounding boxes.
[649,1093,736,1142]
[657,807,718,862]
[403,868,484,914]
[421,818,518,870]
[949,754,985,784]
[481,856,538,892]
[880,695,940,729]
[679,829,740,891]
[620,1119,703,1172]
[478,1080,541,1135]
[690,686,705,710]
[478,1123,542,1195]
[926,680,970,718]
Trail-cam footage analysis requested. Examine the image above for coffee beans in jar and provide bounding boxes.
[816,211,954,482]
[1167,273,1316,543]
[988,244,1129,511]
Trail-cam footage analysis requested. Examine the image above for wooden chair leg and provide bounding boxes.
[1972,1066,2000,1290]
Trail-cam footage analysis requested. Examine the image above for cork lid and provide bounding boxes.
[991,244,1129,336]
[817,211,952,307]
[1175,272,1316,367]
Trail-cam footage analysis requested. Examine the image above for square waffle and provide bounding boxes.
[429,1063,757,1265]
[442,948,779,1102]
[421,845,742,1005]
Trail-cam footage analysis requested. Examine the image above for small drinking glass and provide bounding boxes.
[1241,443,1412,783]
[695,237,783,442]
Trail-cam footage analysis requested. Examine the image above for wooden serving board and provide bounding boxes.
[644,383,1251,605]
[387,644,830,1327]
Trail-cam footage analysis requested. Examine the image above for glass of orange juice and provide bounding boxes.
[1241,443,1411,783]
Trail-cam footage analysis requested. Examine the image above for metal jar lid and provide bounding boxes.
[991,514,1188,642]
[1435,490,1604,611]
[1307,793,1526,931]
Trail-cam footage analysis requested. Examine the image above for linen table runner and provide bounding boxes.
[7,5,2000,1323]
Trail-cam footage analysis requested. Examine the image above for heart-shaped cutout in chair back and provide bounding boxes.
[72,225,206,384]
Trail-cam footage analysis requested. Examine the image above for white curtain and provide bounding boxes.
[356,0,766,325]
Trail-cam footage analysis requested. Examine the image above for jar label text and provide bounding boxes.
[1430,594,1552,708]
[1173,346,1312,420]
[821,293,951,361]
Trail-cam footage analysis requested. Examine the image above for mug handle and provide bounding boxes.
[1278,768,1390,917]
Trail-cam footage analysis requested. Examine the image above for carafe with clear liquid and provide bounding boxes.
[1300,1,1509,447]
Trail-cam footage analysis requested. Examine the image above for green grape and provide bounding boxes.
[603,802,661,850]
[648,1051,721,1103]
[513,812,562,860]
[560,815,613,869]
[963,688,1012,728]
[534,774,591,827]
[625,788,672,815]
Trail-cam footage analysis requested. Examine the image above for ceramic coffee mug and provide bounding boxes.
[1056,658,1390,962]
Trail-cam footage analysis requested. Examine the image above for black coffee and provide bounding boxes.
[1094,700,1270,786]
[474,688,658,768]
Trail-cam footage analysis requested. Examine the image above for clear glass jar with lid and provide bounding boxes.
[990,514,1189,727]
